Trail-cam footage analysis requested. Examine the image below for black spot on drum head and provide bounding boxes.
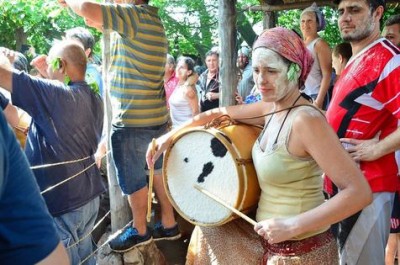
[197,162,214,183]
[210,137,227,158]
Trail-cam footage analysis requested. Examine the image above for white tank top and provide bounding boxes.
[303,38,322,97]
[169,86,194,128]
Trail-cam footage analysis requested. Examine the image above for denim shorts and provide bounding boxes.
[111,123,167,195]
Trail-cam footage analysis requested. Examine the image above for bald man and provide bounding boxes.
[0,41,105,265]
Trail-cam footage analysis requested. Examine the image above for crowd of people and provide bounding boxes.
[0,0,399,264]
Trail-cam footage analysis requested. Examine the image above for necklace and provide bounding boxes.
[263,93,302,151]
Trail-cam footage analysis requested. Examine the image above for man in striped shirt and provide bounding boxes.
[61,0,181,252]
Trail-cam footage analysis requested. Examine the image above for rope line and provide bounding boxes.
[40,161,96,195]
[30,156,91,170]
[31,150,112,170]
[78,220,133,265]
[40,151,111,195]
[67,210,111,250]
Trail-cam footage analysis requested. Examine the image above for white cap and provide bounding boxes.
[238,46,251,57]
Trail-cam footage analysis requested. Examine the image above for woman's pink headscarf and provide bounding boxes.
[252,27,313,86]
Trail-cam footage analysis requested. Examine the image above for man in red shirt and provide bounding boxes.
[382,13,400,265]
[325,0,400,264]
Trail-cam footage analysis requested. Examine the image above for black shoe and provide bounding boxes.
[109,226,152,252]
[152,222,181,241]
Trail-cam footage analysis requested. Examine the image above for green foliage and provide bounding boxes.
[236,0,261,47]
[276,7,342,48]
[0,0,102,62]
[277,9,302,34]
[152,0,261,61]
[1,0,398,67]
[382,4,400,28]
[320,7,341,47]
[152,0,216,60]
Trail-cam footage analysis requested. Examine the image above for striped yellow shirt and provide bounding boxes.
[102,4,168,127]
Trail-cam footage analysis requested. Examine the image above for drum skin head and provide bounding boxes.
[163,125,261,226]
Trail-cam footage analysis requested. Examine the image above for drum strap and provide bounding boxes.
[238,92,324,122]
[262,93,302,149]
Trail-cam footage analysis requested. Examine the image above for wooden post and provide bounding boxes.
[263,11,276,30]
[246,1,335,12]
[15,28,27,52]
[102,1,130,232]
[218,0,238,107]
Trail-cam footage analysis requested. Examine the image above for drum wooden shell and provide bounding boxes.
[14,110,30,149]
[163,123,262,226]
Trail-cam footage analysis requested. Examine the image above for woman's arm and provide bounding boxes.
[146,101,272,166]
[314,39,332,109]
[295,111,371,231]
[255,110,372,243]
[3,103,19,128]
[60,1,103,26]
[185,85,200,116]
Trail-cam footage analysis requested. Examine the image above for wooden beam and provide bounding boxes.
[245,1,335,11]
[249,0,399,11]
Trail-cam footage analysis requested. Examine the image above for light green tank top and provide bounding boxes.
[252,106,328,240]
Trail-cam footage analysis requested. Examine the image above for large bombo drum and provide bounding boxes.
[163,118,262,226]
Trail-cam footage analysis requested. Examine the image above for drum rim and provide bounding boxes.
[162,124,261,226]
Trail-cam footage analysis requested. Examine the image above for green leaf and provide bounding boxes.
[64,75,71,85]
[86,73,100,95]
[50,57,61,72]
[287,63,300,82]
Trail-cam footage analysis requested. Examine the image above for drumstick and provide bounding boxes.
[193,184,257,226]
[146,139,156,223]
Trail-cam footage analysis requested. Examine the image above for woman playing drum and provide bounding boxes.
[146,27,372,264]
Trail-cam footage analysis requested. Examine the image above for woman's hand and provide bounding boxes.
[0,47,16,64]
[313,98,323,109]
[235,92,243,105]
[185,73,199,86]
[254,217,299,244]
[206,92,218,101]
[57,0,68,7]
